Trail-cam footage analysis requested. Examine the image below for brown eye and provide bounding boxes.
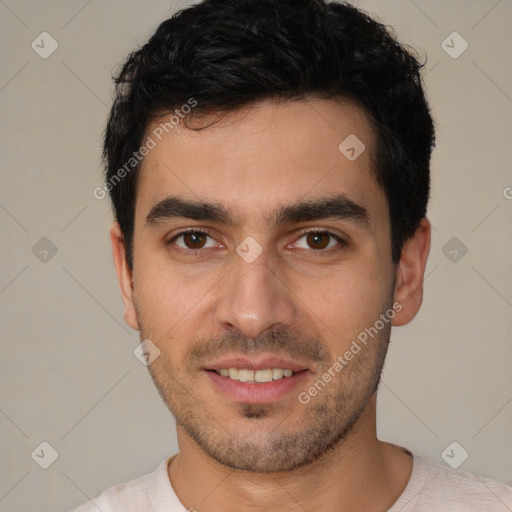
[169,230,217,251]
[182,232,207,249]
[306,232,330,250]
[292,230,345,252]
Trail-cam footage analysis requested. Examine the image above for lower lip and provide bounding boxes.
[205,370,310,404]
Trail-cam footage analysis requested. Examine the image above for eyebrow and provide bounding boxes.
[145,194,370,229]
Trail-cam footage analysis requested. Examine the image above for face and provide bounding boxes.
[115,98,413,473]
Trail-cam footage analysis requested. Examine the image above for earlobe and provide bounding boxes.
[110,223,140,331]
[392,217,431,327]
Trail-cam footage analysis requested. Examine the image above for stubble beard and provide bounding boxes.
[139,299,393,473]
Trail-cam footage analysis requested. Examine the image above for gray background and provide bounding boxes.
[1,1,511,510]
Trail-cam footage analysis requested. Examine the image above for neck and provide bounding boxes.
[168,395,413,512]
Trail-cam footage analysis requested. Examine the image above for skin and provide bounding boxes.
[111,97,431,512]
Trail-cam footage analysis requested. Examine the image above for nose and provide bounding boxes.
[214,248,296,339]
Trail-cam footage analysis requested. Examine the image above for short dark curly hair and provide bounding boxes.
[102,0,435,270]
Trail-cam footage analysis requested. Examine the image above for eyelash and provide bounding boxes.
[165,228,348,256]
[293,229,348,254]
[165,229,218,256]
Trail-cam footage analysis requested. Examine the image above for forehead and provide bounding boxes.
[135,97,387,230]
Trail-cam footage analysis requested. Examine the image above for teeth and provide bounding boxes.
[238,369,253,382]
[272,368,284,379]
[255,369,273,382]
[215,368,296,382]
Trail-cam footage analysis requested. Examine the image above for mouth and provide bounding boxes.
[202,355,311,404]
[210,367,298,382]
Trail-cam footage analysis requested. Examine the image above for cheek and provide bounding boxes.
[132,259,219,341]
[293,261,390,341]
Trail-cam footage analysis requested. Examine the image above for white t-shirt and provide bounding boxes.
[70,448,512,511]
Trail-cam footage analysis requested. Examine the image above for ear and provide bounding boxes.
[110,222,139,331]
[392,217,431,327]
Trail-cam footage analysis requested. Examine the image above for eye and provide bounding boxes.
[167,230,218,251]
[292,230,346,251]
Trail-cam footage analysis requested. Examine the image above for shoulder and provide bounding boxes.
[69,457,174,512]
[405,453,512,511]
[69,473,151,512]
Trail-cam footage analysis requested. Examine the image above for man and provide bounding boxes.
[75,0,512,510]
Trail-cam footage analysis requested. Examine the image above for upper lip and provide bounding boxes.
[203,354,310,372]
